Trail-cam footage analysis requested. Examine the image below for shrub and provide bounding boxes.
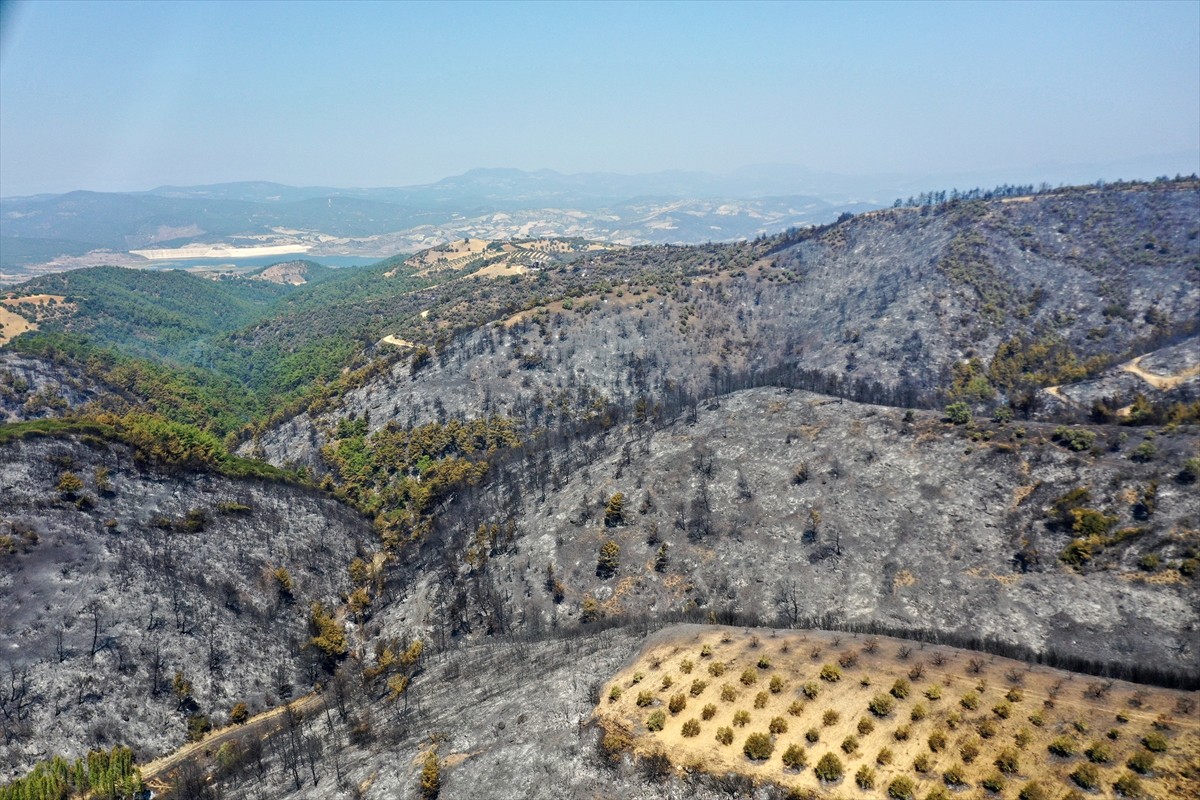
[1018,783,1048,800]
[960,692,980,710]
[757,655,771,669]
[680,658,694,674]
[701,703,717,720]
[841,735,858,754]
[681,718,701,737]
[993,701,1012,719]
[668,693,686,714]
[913,753,931,773]
[942,764,966,787]
[945,402,972,425]
[876,747,894,765]
[928,729,947,752]
[782,743,807,770]
[886,775,916,799]
[769,674,784,693]
[636,690,655,707]
[690,679,708,696]
[1006,687,1024,703]
[1127,751,1154,774]
[733,710,750,727]
[1053,426,1096,452]
[820,663,842,682]
[911,703,928,721]
[924,788,950,800]
[708,661,726,677]
[1142,731,1168,752]
[1113,773,1144,798]
[869,693,896,717]
[1015,728,1032,748]
[721,684,738,702]
[822,709,839,726]
[744,732,773,760]
[608,685,623,703]
[1071,764,1100,790]
[631,671,644,684]
[857,717,875,735]
[855,765,876,790]
[890,678,910,699]
[1049,736,1077,757]
[1086,741,1111,763]
[700,644,713,657]
[838,650,859,668]
[1029,711,1045,727]
[806,727,820,743]
[716,726,733,745]
[596,539,620,577]
[978,719,998,738]
[981,772,1005,793]
[893,724,911,742]
[740,669,758,686]
[960,739,980,763]
[788,700,805,716]
[230,702,249,724]
[186,713,211,742]
[995,748,1019,774]
[924,683,942,700]
[803,681,820,699]
[661,674,673,689]
[814,752,844,782]
[754,691,768,709]
[646,710,666,731]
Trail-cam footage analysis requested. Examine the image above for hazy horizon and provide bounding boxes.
[2,0,1198,197]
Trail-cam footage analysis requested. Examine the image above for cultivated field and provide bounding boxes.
[597,626,1199,799]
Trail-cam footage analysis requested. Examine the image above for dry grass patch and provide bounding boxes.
[595,626,1199,798]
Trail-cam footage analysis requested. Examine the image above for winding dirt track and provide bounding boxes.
[139,691,325,790]
[1121,355,1200,390]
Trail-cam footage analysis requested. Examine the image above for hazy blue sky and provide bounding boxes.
[1,0,1197,196]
